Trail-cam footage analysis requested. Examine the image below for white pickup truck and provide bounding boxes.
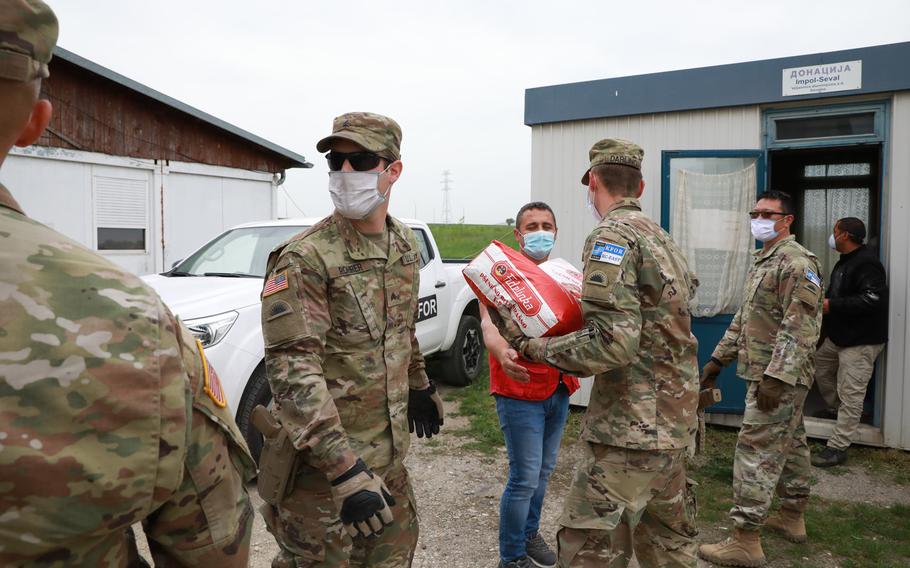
[142,217,483,459]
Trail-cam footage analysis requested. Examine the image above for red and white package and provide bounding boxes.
[539,258,583,300]
[462,241,583,338]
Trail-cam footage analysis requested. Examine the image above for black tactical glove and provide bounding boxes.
[757,375,786,412]
[330,458,396,538]
[408,381,444,438]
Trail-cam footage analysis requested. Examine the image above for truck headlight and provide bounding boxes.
[184,311,239,348]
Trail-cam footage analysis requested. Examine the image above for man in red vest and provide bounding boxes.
[479,202,581,568]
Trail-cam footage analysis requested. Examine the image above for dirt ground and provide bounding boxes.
[137,387,910,567]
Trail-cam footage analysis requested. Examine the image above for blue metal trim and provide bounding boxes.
[53,47,313,169]
[764,101,888,149]
[525,42,910,126]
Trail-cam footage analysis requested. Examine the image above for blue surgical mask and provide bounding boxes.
[521,230,555,260]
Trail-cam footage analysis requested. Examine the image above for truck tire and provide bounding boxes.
[235,363,272,464]
[435,315,484,387]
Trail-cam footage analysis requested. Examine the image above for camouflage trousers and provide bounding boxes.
[557,443,698,568]
[261,461,418,568]
[731,381,811,530]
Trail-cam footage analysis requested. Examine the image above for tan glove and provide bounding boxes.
[757,375,786,411]
[700,358,723,389]
[330,458,396,538]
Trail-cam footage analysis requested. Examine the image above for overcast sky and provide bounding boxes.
[51,0,910,224]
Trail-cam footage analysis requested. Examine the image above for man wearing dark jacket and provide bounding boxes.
[812,217,888,467]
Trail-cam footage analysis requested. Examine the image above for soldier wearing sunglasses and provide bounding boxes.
[699,191,824,566]
[257,112,442,567]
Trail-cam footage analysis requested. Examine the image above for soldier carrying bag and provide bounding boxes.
[252,405,298,505]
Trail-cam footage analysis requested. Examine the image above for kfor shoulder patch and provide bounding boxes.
[263,270,289,297]
[196,339,227,408]
[590,240,626,265]
[805,268,822,288]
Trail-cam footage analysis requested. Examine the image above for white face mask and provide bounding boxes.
[328,165,392,220]
[828,233,838,250]
[750,218,779,242]
[586,189,602,222]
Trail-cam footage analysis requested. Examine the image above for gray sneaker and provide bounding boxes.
[498,556,531,568]
[525,532,557,568]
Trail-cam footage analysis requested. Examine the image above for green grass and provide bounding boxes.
[808,440,910,485]
[428,223,519,260]
[443,360,504,454]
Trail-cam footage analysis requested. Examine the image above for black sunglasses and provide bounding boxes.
[748,211,789,220]
[325,151,386,172]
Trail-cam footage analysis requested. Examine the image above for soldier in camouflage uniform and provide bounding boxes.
[491,139,700,567]
[698,191,823,567]
[258,112,443,567]
[0,1,256,565]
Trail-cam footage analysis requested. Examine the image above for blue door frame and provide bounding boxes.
[661,150,766,414]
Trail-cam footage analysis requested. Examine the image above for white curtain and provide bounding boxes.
[802,188,870,279]
[672,164,755,317]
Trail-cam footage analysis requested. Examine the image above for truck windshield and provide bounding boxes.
[170,225,308,278]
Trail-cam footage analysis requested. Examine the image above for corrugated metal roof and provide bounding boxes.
[54,47,313,169]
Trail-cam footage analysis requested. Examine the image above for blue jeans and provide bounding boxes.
[495,386,571,562]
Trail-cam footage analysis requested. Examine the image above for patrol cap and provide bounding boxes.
[0,0,58,82]
[316,112,402,162]
[581,138,644,185]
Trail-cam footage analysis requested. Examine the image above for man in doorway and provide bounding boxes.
[699,191,823,566]
[811,217,888,467]
[480,201,581,568]
[258,112,443,567]
[488,139,700,567]
[0,1,255,564]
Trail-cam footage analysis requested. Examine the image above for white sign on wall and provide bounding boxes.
[782,60,862,97]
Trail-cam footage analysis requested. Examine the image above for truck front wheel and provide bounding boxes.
[236,363,272,464]
[433,315,484,387]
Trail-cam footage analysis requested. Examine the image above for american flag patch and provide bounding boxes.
[197,339,227,408]
[263,271,289,297]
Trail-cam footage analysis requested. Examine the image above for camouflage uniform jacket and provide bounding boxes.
[521,198,699,451]
[261,211,429,476]
[712,235,823,386]
[0,183,255,565]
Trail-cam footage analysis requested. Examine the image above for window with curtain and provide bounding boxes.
[669,158,757,317]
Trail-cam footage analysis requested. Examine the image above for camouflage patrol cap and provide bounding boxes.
[316,112,402,162]
[581,138,644,185]
[0,0,58,82]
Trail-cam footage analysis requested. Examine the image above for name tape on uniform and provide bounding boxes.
[590,240,626,265]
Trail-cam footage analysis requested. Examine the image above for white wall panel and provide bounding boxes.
[531,106,762,268]
[164,171,274,269]
[884,92,910,450]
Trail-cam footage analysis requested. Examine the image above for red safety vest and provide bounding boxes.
[489,353,580,401]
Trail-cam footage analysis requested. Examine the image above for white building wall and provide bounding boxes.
[530,106,762,267]
[2,147,276,276]
[884,92,910,450]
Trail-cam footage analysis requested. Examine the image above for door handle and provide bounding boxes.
[435,280,446,288]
